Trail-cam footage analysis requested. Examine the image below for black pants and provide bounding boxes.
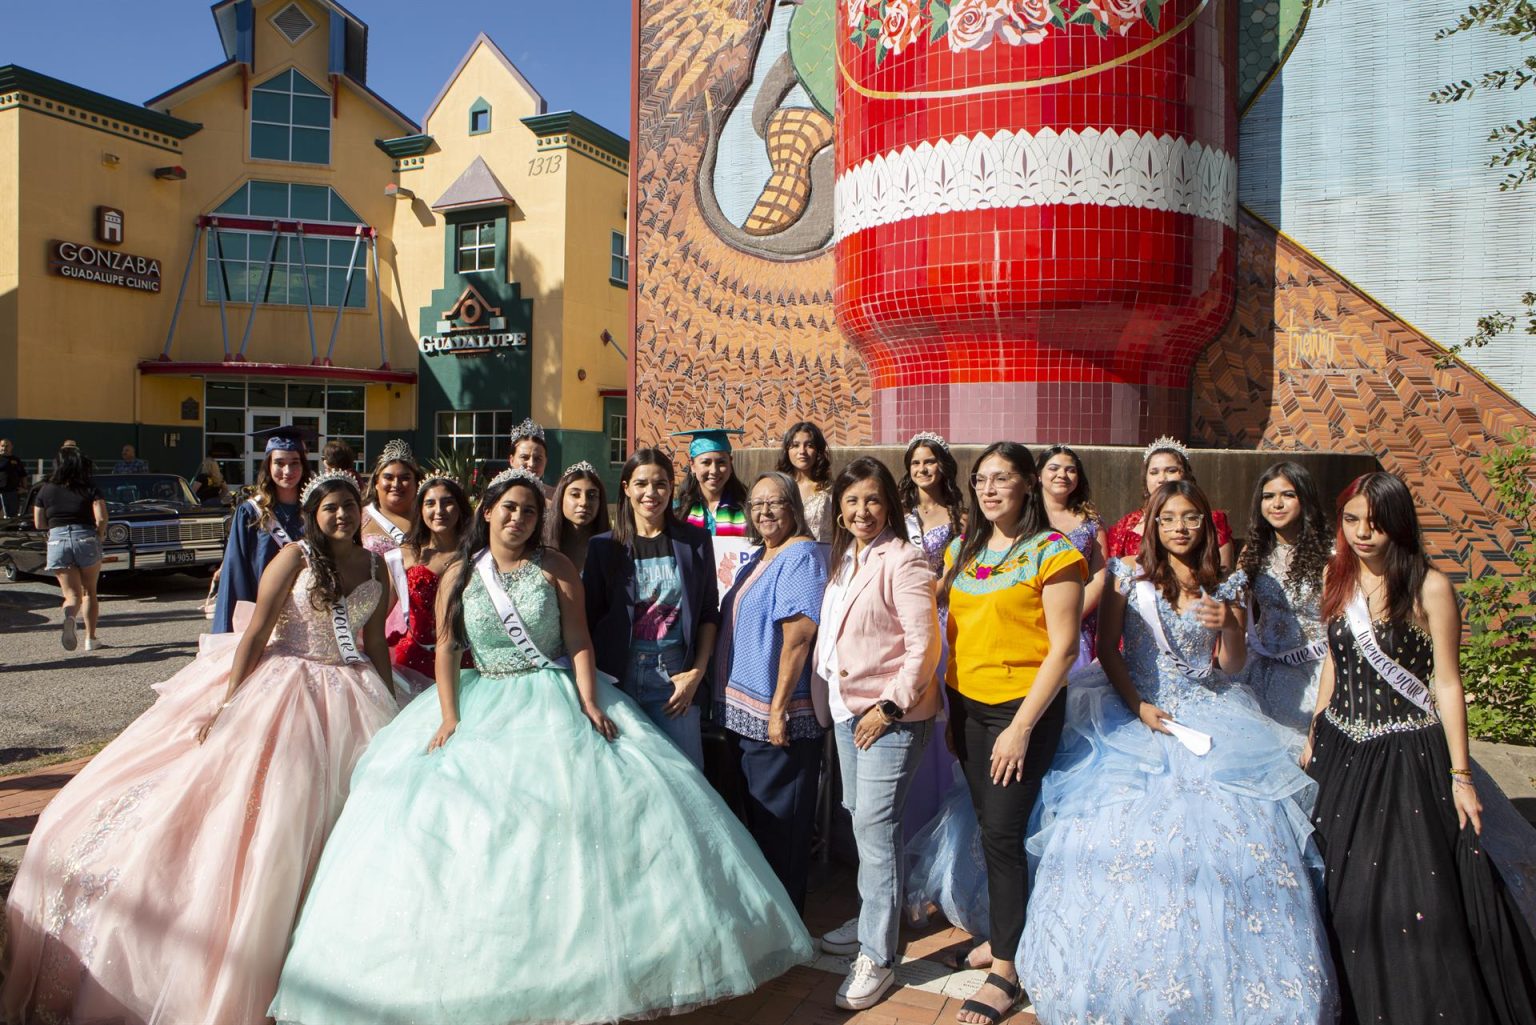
[736,733,824,911]
[949,687,1067,962]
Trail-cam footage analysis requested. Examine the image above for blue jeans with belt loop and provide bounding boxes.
[834,713,933,967]
[620,646,704,771]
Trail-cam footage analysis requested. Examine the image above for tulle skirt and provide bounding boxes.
[1018,667,1337,1024]
[270,665,814,1024]
[1,632,397,1025]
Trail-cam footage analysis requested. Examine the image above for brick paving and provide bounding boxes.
[0,757,1036,1024]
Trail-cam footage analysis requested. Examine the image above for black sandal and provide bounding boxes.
[937,941,985,971]
[957,972,1021,1025]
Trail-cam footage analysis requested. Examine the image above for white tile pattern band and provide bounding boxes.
[833,127,1237,241]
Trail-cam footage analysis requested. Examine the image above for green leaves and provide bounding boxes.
[1146,0,1165,30]
[930,0,951,41]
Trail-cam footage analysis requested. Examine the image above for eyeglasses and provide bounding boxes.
[747,499,792,513]
[1155,513,1205,529]
[970,472,1023,491]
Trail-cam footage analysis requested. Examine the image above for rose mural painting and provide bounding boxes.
[835,0,1237,444]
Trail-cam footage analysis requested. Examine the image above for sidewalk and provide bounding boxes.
[0,757,1038,1025]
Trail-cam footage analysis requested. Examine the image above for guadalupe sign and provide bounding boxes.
[418,284,527,357]
[49,239,161,293]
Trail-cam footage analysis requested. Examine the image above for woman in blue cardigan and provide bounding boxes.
[583,448,720,770]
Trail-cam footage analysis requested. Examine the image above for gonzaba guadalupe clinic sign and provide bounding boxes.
[418,284,527,357]
[48,240,162,293]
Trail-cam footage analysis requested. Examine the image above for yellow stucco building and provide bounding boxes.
[0,0,629,487]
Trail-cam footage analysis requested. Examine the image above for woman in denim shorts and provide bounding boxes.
[33,445,108,650]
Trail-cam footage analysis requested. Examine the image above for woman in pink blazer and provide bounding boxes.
[813,457,941,1011]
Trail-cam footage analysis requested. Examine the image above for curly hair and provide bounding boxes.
[1238,461,1331,592]
[898,439,965,541]
[300,476,363,613]
[774,421,832,491]
[251,446,314,531]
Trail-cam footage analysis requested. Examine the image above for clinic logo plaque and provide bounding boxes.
[97,206,124,245]
[417,284,527,356]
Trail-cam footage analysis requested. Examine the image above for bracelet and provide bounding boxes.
[1448,768,1472,778]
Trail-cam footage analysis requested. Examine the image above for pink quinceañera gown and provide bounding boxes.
[1,558,398,1025]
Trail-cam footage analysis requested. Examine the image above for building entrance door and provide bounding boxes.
[247,408,325,483]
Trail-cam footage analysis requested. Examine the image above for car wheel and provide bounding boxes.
[0,556,17,584]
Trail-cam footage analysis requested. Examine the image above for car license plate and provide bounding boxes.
[165,549,197,565]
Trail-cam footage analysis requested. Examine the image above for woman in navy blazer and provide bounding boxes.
[584,448,720,770]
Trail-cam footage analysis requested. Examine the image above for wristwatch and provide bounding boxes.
[877,699,905,721]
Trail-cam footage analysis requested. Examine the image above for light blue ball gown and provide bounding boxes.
[270,553,813,1024]
[1018,560,1337,1024]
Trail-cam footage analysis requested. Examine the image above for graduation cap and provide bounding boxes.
[670,427,744,460]
[252,424,318,453]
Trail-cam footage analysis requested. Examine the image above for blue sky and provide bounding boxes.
[0,0,631,137]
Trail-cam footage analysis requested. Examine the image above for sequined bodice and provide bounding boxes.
[1249,545,1325,656]
[1061,516,1100,561]
[268,567,383,663]
[403,563,441,645]
[1115,561,1247,715]
[361,532,399,557]
[904,512,955,579]
[1325,616,1439,735]
[463,553,565,676]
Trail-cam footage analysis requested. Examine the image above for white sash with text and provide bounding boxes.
[245,498,293,546]
[1344,591,1434,713]
[1133,579,1215,680]
[474,549,561,670]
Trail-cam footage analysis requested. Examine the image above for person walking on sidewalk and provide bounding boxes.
[32,445,107,651]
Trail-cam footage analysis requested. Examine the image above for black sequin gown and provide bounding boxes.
[1308,617,1536,1025]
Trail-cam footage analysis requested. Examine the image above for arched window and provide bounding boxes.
[251,69,330,164]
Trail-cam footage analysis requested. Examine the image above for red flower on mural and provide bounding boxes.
[880,0,927,55]
[1081,0,1147,37]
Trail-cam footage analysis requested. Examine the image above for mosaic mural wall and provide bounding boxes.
[633,0,1536,573]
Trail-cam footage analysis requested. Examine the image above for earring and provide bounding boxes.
[835,514,848,530]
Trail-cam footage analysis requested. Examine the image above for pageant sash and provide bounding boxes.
[383,547,410,631]
[474,549,562,670]
[302,542,367,666]
[1246,601,1329,666]
[366,504,407,545]
[1133,579,1214,680]
[246,498,294,546]
[1344,591,1435,713]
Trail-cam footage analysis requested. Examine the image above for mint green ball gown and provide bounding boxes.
[270,554,813,1023]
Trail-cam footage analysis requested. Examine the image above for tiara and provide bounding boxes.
[509,418,546,444]
[417,473,456,493]
[562,460,597,478]
[376,438,416,467]
[1144,435,1191,461]
[300,468,362,504]
[908,431,949,451]
[488,466,544,491]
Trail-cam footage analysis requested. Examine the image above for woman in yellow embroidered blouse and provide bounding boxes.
[939,441,1085,1025]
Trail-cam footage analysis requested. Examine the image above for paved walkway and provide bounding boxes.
[0,758,1037,1024]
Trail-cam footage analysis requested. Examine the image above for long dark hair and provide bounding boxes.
[1320,472,1428,625]
[1037,444,1097,519]
[1137,480,1226,604]
[48,446,94,491]
[828,457,909,574]
[615,448,675,546]
[675,452,747,519]
[1238,461,1331,590]
[405,477,471,553]
[774,421,832,490]
[1142,444,1197,498]
[363,452,421,508]
[898,439,964,539]
[549,464,612,551]
[442,475,547,650]
[941,442,1050,593]
[300,476,363,612]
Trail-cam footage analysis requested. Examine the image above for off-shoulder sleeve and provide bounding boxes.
[1109,556,1140,597]
[1216,568,1248,603]
[1213,508,1234,547]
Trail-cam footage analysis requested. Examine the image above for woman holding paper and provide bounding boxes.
[3,472,398,1024]
[1303,472,1536,1025]
[1018,479,1336,1025]
[270,468,813,1024]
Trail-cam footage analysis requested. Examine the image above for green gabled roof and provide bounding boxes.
[375,133,434,158]
[520,111,628,163]
[0,65,202,139]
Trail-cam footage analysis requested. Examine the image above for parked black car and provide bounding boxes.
[0,474,229,582]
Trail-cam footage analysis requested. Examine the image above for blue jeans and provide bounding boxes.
[621,647,704,771]
[834,714,933,966]
[46,525,101,571]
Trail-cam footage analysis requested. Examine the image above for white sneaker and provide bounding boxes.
[819,916,860,955]
[83,637,101,651]
[835,953,894,1011]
